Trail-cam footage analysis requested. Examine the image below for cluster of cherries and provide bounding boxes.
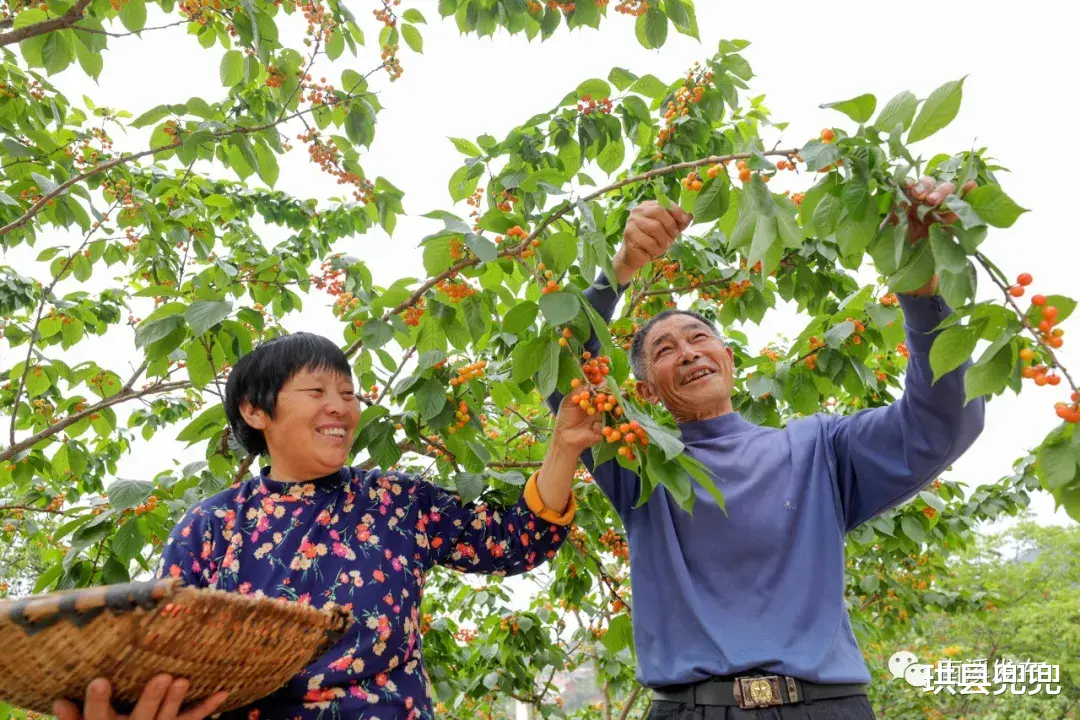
[449,361,487,387]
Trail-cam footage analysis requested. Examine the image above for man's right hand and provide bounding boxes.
[53,676,228,720]
[613,201,693,286]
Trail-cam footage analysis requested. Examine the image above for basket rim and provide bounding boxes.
[0,579,354,635]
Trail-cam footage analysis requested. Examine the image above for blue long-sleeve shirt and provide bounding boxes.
[549,275,985,687]
[155,466,573,718]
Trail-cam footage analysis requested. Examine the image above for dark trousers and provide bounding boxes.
[647,694,877,719]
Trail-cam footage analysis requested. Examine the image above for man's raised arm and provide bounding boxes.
[541,202,692,516]
[828,179,987,530]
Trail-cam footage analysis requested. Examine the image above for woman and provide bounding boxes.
[53,332,602,720]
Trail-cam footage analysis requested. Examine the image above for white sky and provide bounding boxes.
[5,0,1080,535]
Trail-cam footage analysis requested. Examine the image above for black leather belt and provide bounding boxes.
[652,674,867,710]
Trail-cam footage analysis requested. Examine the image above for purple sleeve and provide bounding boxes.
[828,294,986,530]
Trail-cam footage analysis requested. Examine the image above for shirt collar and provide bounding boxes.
[678,411,755,443]
[257,465,353,497]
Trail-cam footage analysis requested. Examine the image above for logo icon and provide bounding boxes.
[889,651,933,690]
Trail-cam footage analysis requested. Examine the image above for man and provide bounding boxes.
[547,177,985,719]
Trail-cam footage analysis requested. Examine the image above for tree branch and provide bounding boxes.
[342,149,799,359]
[0,84,380,237]
[0,379,194,463]
[0,0,92,47]
[618,685,643,720]
[0,504,64,515]
[9,202,118,446]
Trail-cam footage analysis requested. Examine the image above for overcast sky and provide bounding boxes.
[5,0,1079,533]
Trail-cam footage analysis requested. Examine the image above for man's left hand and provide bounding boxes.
[896,177,978,297]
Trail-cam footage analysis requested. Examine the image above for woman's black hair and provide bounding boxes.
[224,331,353,456]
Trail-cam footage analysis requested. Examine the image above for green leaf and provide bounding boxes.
[135,315,185,349]
[963,342,1011,403]
[456,473,485,504]
[108,479,154,511]
[874,90,918,133]
[693,175,730,224]
[887,242,934,293]
[799,140,842,173]
[963,185,1029,228]
[928,325,978,382]
[835,211,878,259]
[1036,440,1078,490]
[112,521,145,562]
[539,232,577,275]
[820,93,876,124]
[416,378,447,420]
[536,340,560,398]
[629,74,667,99]
[1027,295,1076,327]
[220,50,244,86]
[402,23,423,53]
[938,261,977,313]
[859,574,880,594]
[900,515,925,544]
[503,301,539,334]
[824,320,855,348]
[538,292,580,325]
[118,0,146,32]
[449,137,481,156]
[608,67,637,91]
[42,31,73,75]
[597,137,625,175]
[253,142,279,188]
[749,215,780,276]
[929,224,967,272]
[361,319,394,351]
[402,8,426,23]
[907,77,965,143]
[512,338,547,384]
[636,6,667,49]
[326,28,344,59]
[185,300,232,337]
[602,612,633,655]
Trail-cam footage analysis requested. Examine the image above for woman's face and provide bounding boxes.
[241,367,360,482]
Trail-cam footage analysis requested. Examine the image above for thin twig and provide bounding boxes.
[974,252,1079,397]
[73,18,188,37]
[626,267,665,315]
[376,346,416,404]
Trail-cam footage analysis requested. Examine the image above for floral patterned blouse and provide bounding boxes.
[155,465,574,719]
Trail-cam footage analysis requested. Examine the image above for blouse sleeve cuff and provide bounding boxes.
[523,471,576,526]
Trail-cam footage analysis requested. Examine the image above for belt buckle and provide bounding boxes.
[733,675,784,709]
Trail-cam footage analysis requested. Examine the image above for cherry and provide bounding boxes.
[1017,273,1033,286]
[1032,295,1047,306]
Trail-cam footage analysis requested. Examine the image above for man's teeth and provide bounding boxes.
[318,428,346,437]
[686,369,713,383]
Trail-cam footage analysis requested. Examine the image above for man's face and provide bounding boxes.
[242,367,360,481]
[636,315,735,422]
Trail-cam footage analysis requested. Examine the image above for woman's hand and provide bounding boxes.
[53,676,228,720]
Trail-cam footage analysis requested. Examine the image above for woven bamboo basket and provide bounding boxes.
[0,578,353,715]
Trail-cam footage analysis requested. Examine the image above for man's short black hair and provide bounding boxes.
[629,309,723,381]
[224,331,352,456]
